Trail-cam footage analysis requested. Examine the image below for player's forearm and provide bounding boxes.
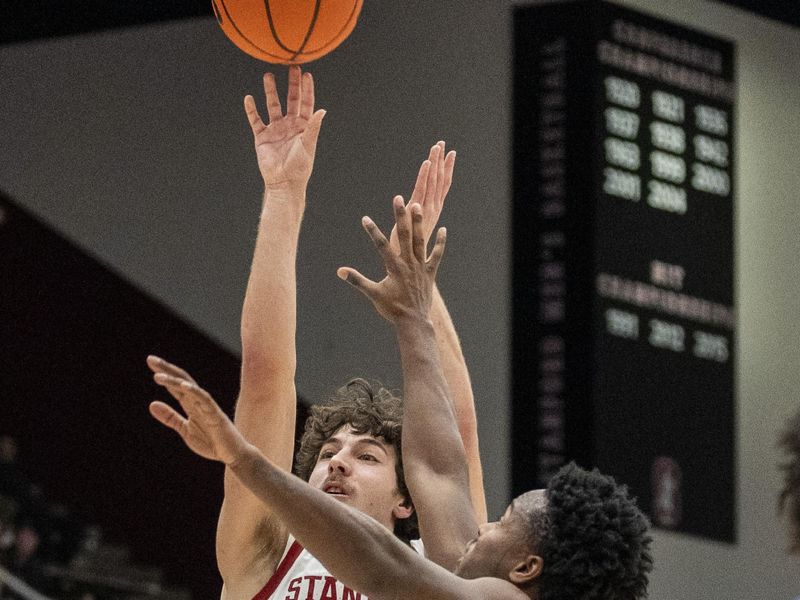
[395,315,477,569]
[430,287,487,522]
[430,287,472,423]
[229,443,426,598]
[395,316,469,481]
[240,187,306,383]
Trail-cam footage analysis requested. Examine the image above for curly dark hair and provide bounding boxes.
[778,408,800,552]
[293,378,419,543]
[528,463,653,600]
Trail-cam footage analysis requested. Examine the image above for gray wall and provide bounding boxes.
[1,1,798,597]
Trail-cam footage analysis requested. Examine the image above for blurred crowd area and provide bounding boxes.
[0,435,189,600]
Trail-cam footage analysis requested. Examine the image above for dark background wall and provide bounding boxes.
[0,193,237,596]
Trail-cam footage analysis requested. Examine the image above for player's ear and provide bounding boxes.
[393,496,414,520]
[508,553,543,585]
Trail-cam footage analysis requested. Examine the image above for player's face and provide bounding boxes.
[454,491,546,580]
[307,425,411,530]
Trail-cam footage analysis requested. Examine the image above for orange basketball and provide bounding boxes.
[211,0,363,64]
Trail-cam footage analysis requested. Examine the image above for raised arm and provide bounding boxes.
[389,144,487,525]
[229,65,324,590]
[341,196,479,570]
[147,66,325,596]
[430,286,487,524]
[149,370,515,600]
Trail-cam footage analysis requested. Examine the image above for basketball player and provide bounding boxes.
[151,196,654,600]
[779,408,800,552]
[148,65,485,598]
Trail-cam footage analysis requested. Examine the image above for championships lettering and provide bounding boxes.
[597,40,735,103]
[612,19,723,74]
[596,272,735,330]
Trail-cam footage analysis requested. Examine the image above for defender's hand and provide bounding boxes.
[338,197,446,324]
[149,360,247,466]
[146,355,198,385]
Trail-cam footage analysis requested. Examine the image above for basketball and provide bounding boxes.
[211,0,363,64]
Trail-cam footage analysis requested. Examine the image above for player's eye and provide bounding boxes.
[359,453,378,462]
[319,450,335,459]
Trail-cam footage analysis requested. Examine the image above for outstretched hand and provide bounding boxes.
[148,356,248,466]
[389,141,455,256]
[244,65,326,191]
[337,197,446,324]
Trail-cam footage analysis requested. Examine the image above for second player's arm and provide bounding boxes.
[396,313,480,570]
[343,196,480,570]
[393,143,487,525]
[430,284,487,524]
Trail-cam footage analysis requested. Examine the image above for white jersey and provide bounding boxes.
[251,536,424,600]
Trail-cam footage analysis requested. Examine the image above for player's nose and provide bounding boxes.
[328,452,351,475]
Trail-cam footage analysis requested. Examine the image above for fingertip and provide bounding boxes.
[393,195,405,209]
[361,215,374,228]
[411,203,423,216]
[337,268,359,287]
[148,401,164,420]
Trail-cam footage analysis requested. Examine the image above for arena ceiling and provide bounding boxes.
[0,0,797,46]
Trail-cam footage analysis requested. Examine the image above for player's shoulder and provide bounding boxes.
[218,523,292,600]
[458,576,530,600]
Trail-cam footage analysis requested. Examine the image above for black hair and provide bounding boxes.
[534,463,653,600]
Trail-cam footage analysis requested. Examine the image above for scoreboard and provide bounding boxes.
[512,0,735,541]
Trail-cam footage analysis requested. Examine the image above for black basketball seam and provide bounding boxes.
[264,0,358,58]
[218,0,294,61]
[289,0,322,61]
[295,0,361,55]
[264,0,320,55]
[263,0,301,54]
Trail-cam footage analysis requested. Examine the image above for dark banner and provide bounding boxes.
[512,0,735,542]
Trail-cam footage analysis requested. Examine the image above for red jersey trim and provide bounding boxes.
[252,540,304,600]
